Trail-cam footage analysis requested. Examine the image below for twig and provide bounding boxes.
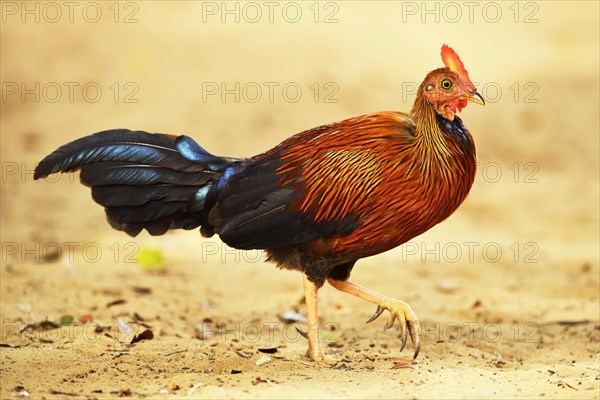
[50,389,80,396]
[162,349,188,357]
[541,320,593,326]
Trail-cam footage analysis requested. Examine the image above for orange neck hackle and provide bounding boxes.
[410,68,477,186]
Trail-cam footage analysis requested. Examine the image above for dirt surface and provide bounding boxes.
[1,1,599,399]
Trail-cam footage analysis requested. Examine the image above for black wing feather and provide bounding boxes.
[210,155,360,250]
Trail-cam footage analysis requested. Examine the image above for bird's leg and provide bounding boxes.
[302,274,336,363]
[327,277,421,359]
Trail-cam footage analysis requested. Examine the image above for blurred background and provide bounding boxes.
[0,1,598,397]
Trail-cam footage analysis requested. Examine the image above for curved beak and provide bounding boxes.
[468,90,485,106]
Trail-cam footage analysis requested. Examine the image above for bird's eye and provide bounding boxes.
[441,79,453,89]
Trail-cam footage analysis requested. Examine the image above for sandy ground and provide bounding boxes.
[1,1,599,399]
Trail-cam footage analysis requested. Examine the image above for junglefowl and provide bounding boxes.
[34,45,484,362]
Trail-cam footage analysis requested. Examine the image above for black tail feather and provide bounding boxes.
[106,201,190,223]
[34,129,237,237]
[91,184,200,207]
[34,129,209,179]
[80,162,217,186]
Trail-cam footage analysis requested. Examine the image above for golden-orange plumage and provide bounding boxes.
[266,98,476,260]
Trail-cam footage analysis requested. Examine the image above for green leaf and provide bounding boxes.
[59,315,75,326]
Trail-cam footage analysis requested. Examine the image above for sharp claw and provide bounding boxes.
[408,321,421,359]
[363,300,422,359]
[366,305,385,324]
[399,323,408,352]
[413,342,421,360]
[295,326,308,339]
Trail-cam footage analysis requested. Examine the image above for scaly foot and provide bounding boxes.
[296,326,338,363]
[327,278,422,359]
[366,299,421,358]
[307,346,338,363]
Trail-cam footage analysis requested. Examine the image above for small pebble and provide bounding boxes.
[256,355,272,366]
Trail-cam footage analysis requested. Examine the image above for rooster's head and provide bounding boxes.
[421,44,485,121]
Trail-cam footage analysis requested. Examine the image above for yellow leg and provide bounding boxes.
[327,277,421,359]
[302,274,336,362]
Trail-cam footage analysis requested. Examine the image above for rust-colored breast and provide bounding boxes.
[271,111,476,260]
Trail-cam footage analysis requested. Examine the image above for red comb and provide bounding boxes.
[441,44,472,85]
